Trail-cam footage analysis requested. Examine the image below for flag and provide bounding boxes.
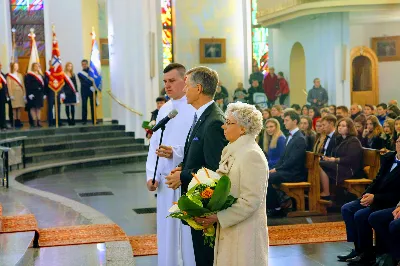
[27,28,42,73]
[48,26,65,93]
[89,28,102,91]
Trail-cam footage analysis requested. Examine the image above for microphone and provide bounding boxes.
[151,109,178,132]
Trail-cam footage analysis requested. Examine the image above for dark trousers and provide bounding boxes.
[279,94,289,105]
[267,171,294,209]
[82,92,94,123]
[191,228,214,266]
[0,97,6,128]
[369,207,400,259]
[341,200,374,253]
[26,106,34,125]
[6,98,13,127]
[47,93,61,126]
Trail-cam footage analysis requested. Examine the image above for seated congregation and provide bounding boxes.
[255,97,400,265]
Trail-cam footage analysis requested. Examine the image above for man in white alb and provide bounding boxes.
[146,63,196,266]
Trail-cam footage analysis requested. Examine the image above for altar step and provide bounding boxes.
[0,231,36,266]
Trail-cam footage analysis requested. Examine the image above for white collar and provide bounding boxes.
[328,131,335,138]
[289,127,299,136]
[195,100,214,119]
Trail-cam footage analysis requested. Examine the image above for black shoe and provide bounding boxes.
[267,208,286,218]
[338,249,358,262]
[71,120,75,126]
[36,121,42,128]
[82,121,87,125]
[347,253,375,265]
[321,195,331,201]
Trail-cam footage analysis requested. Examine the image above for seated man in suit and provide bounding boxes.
[320,115,337,157]
[338,136,400,265]
[267,109,306,217]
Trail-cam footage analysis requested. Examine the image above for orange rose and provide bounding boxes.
[200,187,214,199]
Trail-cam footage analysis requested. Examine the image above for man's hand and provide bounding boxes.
[194,214,218,227]
[156,145,173,159]
[165,170,182,190]
[146,180,158,191]
[393,207,400,220]
[322,156,336,162]
[360,193,374,206]
[170,166,182,174]
[269,168,276,174]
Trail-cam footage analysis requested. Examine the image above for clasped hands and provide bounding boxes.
[194,214,218,227]
[360,193,374,207]
[322,156,336,162]
[165,166,182,190]
[392,206,400,220]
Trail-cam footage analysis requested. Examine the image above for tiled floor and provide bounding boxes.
[19,162,353,266]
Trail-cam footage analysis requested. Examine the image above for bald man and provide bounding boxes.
[389,99,398,107]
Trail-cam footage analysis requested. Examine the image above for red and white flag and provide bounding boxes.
[48,26,65,93]
[28,28,42,74]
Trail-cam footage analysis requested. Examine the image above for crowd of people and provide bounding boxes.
[0,59,98,129]
[151,65,400,265]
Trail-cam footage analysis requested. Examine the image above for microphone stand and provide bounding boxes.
[152,125,165,185]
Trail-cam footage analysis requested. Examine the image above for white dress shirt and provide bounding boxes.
[323,131,335,155]
[286,127,300,145]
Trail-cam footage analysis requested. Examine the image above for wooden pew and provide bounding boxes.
[343,148,381,198]
[280,152,324,217]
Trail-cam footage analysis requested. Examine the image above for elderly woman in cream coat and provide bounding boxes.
[195,102,269,266]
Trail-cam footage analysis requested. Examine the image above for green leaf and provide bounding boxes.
[206,175,231,211]
[178,196,210,217]
[187,183,200,195]
[188,194,203,207]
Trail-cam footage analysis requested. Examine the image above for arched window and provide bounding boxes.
[251,0,268,73]
[10,0,45,59]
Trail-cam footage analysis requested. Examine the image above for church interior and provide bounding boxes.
[1,0,400,265]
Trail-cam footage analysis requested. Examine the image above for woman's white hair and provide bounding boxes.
[225,102,263,136]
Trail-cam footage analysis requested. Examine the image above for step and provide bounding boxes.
[26,144,148,164]
[0,124,126,139]
[23,131,137,145]
[25,151,149,171]
[0,231,35,266]
[25,137,142,154]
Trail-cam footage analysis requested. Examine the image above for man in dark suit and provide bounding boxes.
[166,66,227,266]
[267,109,306,216]
[338,136,400,265]
[0,61,8,130]
[320,115,337,156]
[78,59,96,125]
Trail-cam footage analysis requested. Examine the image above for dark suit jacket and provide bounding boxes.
[324,132,338,157]
[180,102,228,194]
[364,151,400,211]
[0,72,7,101]
[361,136,385,150]
[274,129,307,182]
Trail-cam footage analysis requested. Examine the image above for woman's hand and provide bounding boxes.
[194,214,218,227]
[362,128,369,138]
[322,156,336,162]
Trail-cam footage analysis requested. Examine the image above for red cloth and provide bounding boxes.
[277,78,290,95]
[263,73,278,101]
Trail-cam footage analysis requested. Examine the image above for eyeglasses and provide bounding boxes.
[224,121,237,126]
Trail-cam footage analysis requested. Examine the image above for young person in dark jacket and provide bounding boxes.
[354,114,367,142]
[338,137,400,265]
[78,59,96,125]
[25,63,45,127]
[319,118,364,200]
[376,103,388,125]
[299,115,316,152]
[267,110,306,216]
[0,61,8,130]
[382,118,395,151]
[361,115,385,150]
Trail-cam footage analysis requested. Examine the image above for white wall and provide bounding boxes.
[350,21,400,104]
[269,13,351,106]
[44,0,85,119]
[173,0,252,95]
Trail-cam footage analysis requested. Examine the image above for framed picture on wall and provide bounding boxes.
[199,38,226,63]
[371,36,400,62]
[100,38,109,65]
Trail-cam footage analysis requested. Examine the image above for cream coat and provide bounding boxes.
[214,134,269,266]
[6,73,26,108]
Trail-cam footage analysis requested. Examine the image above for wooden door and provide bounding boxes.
[17,57,48,122]
[350,46,379,105]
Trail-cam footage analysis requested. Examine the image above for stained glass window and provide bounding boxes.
[251,0,268,73]
[10,0,45,57]
[161,0,173,69]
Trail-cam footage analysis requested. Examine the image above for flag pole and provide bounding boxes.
[55,92,58,128]
[91,26,97,126]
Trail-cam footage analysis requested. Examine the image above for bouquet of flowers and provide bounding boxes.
[142,121,156,138]
[168,168,237,247]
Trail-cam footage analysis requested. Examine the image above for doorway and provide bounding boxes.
[350,46,379,105]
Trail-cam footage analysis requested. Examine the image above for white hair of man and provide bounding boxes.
[225,102,263,136]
